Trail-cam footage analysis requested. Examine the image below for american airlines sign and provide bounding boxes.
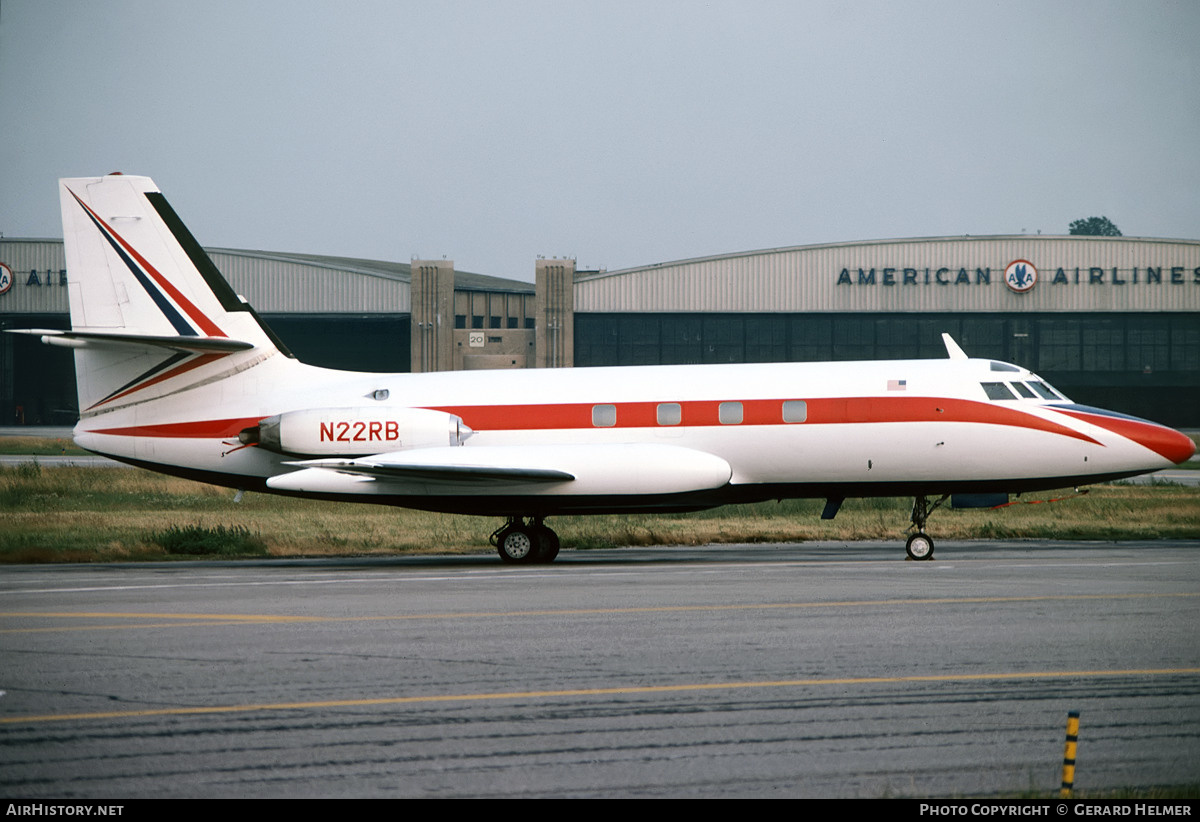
[836,260,1200,291]
[0,266,67,296]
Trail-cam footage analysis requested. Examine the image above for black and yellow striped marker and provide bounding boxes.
[1060,710,1080,798]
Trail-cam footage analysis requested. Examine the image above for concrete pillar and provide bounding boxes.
[409,260,455,372]
[535,258,574,368]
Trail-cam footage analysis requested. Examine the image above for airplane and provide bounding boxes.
[11,174,1196,562]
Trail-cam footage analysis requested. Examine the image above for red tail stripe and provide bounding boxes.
[69,187,226,337]
[86,353,226,411]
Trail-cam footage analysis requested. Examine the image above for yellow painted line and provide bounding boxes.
[2,621,312,634]
[0,612,322,633]
[2,667,1197,726]
[1,611,318,621]
[1,592,1197,633]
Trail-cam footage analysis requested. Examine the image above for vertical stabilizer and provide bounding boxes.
[57,174,283,413]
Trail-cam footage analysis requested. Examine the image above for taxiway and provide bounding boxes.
[2,542,1198,797]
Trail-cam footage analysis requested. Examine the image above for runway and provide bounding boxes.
[1,542,1198,798]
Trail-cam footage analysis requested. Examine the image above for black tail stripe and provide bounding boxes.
[95,351,191,405]
[145,192,296,359]
[144,192,245,313]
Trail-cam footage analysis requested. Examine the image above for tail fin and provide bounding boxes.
[46,174,286,413]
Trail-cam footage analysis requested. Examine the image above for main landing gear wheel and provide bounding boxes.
[532,522,560,562]
[497,525,537,563]
[492,517,560,564]
[905,532,934,561]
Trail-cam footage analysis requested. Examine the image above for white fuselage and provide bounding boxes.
[73,351,1192,516]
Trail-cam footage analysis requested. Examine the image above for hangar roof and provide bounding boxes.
[207,249,534,293]
[0,240,531,316]
[573,234,1200,314]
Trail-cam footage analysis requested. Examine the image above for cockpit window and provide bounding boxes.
[1028,381,1065,401]
[1011,382,1036,399]
[981,382,1017,400]
[989,361,1021,372]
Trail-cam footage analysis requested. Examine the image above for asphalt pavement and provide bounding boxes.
[2,542,1197,798]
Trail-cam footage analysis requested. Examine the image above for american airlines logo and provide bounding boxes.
[1004,259,1038,293]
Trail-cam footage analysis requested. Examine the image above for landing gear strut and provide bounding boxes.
[491,516,560,564]
[906,494,948,561]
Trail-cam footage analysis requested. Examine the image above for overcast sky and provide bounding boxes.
[1,0,1197,281]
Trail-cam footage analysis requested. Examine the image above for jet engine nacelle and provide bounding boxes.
[241,407,473,457]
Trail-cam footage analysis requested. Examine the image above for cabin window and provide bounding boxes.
[782,400,808,423]
[719,401,743,424]
[592,404,617,427]
[1011,382,1036,399]
[657,403,681,426]
[981,382,1016,400]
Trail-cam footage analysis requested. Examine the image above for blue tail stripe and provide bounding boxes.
[75,197,196,336]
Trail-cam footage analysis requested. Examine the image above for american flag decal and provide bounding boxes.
[887,379,907,391]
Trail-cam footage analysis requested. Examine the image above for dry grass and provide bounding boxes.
[2,462,1197,563]
[0,436,88,456]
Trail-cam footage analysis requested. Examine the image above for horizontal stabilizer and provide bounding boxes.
[7,328,254,353]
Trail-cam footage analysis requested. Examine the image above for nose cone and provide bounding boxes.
[1053,405,1196,464]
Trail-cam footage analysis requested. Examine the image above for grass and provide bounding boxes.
[0,436,89,456]
[1,461,1198,563]
[150,523,269,557]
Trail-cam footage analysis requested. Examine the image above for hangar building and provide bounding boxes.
[0,240,538,424]
[2,234,1198,427]
[571,235,1200,427]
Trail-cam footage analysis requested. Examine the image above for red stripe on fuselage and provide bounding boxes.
[89,418,262,438]
[1051,408,1195,464]
[87,397,1102,446]
[427,397,1101,444]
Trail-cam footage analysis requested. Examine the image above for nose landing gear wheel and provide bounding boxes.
[905,532,935,561]
[905,494,947,560]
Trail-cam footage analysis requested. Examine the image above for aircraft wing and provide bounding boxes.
[267,443,733,496]
[285,457,575,484]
